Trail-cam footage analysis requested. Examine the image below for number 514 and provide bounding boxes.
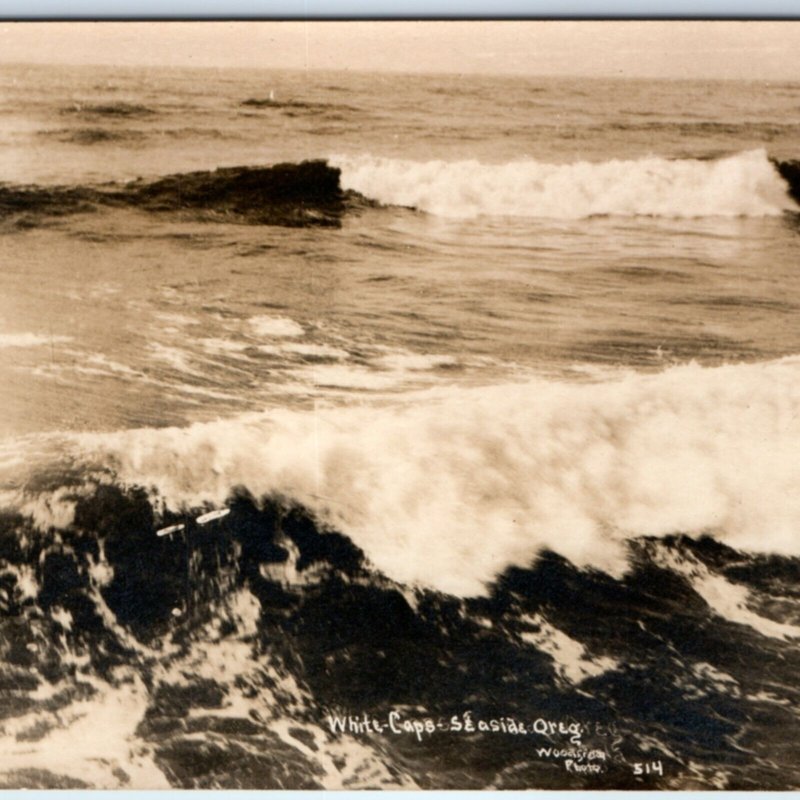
[633,761,663,776]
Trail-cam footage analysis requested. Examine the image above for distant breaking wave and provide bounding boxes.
[1,151,798,229]
[333,149,800,219]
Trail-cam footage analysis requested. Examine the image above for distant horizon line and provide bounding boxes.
[3,59,798,83]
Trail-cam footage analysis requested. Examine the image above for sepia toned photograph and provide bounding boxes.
[1,20,800,790]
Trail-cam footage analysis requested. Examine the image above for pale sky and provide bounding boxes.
[1,21,799,80]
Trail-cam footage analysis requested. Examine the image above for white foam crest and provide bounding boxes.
[332,149,797,219]
[20,486,79,530]
[0,671,169,788]
[155,311,198,327]
[249,315,304,338]
[69,355,800,597]
[0,332,72,349]
[653,548,800,641]
[200,337,251,355]
[692,573,800,640]
[147,342,199,375]
[519,613,618,684]
[376,352,458,370]
[84,353,143,377]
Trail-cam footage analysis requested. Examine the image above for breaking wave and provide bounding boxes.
[5,479,800,788]
[5,355,800,597]
[1,151,799,230]
[4,356,800,788]
[333,149,799,219]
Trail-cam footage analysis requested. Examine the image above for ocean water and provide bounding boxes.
[2,63,800,789]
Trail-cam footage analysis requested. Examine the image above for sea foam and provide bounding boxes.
[0,333,72,348]
[332,149,797,219]
[55,355,800,597]
[249,316,305,338]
